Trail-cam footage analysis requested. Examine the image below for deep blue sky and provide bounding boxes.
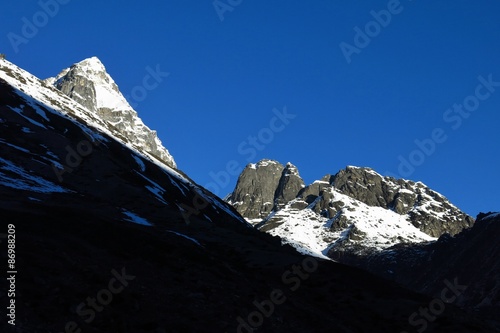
[1,0,499,216]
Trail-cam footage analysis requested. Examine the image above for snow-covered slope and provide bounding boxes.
[45,57,176,168]
[0,58,112,143]
[258,187,435,259]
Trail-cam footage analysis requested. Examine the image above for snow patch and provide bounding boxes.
[259,187,436,259]
[166,230,203,247]
[131,154,146,172]
[0,157,70,193]
[122,210,152,226]
[484,212,500,220]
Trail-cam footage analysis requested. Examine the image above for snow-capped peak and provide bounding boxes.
[47,56,132,113]
[256,159,280,167]
[77,56,106,71]
[283,162,300,176]
[44,57,176,168]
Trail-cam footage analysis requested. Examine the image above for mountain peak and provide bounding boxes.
[282,162,300,177]
[344,165,379,175]
[74,56,106,72]
[47,56,131,113]
[228,160,285,219]
[44,58,176,168]
[275,162,305,206]
[228,160,305,219]
[255,159,281,168]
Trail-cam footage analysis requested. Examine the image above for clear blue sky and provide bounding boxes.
[1,0,499,216]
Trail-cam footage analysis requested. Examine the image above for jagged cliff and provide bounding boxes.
[228,160,474,258]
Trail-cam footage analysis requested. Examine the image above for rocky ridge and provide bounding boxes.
[227,160,474,258]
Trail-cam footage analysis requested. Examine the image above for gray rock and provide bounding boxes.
[331,166,473,236]
[228,162,474,239]
[228,160,307,219]
[298,176,331,204]
[332,166,393,208]
[54,68,98,113]
[274,162,305,207]
[227,160,285,219]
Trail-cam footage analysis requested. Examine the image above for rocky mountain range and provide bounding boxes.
[227,160,474,258]
[1,57,498,332]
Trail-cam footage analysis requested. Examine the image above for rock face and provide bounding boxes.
[45,57,176,168]
[228,161,474,258]
[275,162,305,207]
[227,160,292,219]
[330,166,474,237]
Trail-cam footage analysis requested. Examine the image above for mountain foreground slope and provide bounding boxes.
[347,211,500,316]
[0,57,499,332]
